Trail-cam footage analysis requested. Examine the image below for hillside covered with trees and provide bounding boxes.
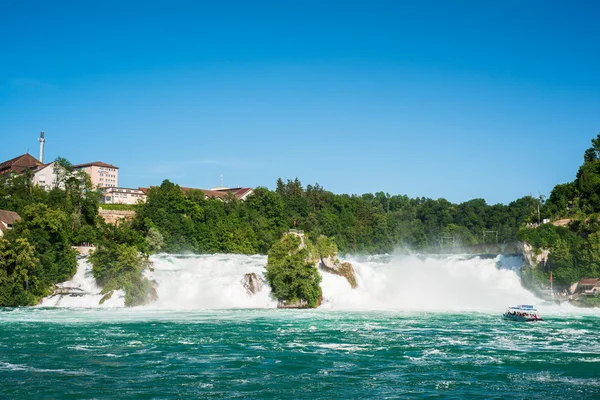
[519,133,600,295]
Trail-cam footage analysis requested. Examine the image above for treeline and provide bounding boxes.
[518,133,600,287]
[131,179,538,256]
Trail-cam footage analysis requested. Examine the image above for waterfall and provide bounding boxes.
[39,259,125,308]
[41,253,540,311]
[144,254,276,309]
[319,254,538,311]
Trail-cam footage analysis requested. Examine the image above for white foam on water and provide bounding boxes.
[144,254,276,309]
[39,259,125,308]
[319,254,541,312]
[37,253,600,316]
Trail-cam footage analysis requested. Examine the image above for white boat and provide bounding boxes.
[503,305,543,322]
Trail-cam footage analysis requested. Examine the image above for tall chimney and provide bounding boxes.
[38,131,46,163]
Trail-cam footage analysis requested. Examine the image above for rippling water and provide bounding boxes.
[1,308,599,398]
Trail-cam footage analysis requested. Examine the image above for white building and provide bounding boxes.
[32,162,63,191]
[101,187,147,205]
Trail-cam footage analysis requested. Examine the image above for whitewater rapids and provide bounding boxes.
[39,259,125,308]
[40,253,557,312]
[321,254,536,311]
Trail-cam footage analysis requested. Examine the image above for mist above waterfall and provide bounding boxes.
[320,254,538,311]
[40,252,542,312]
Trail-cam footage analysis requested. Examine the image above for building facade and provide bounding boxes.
[72,162,119,188]
[101,187,147,205]
[32,162,63,191]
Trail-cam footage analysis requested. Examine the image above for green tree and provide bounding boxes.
[0,237,42,306]
[8,203,77,287]
[145,227,165,254]
[584,147,597,164]
[89,242,151,307]
[265,234,322,308]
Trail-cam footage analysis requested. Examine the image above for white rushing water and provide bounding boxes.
[320,254,539,312]
[145,254,276,309]
[39,259,125,308]
[40,253,552,312]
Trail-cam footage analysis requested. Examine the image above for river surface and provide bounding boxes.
[1,308,599,399]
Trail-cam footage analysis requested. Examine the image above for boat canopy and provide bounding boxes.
[507,305,537,312]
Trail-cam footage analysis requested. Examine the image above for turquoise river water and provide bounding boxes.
[1,308,600,399]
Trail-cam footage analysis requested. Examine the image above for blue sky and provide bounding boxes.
[1,0,599,204]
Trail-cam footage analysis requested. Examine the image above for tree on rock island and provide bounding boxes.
[265,232,322,308]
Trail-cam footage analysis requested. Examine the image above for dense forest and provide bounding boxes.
[132,179,539,256]
[5,132,600,306]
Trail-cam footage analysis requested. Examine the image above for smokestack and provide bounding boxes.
[38,131,46,163]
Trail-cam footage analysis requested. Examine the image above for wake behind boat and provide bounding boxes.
[503,305,543,322]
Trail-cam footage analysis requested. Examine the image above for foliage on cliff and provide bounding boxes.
[89,221,152,307]
[265,233,322,308]
[315,235,357,288]
[316,235,338,259]
[519,133,600,286]
[89,242,152,307]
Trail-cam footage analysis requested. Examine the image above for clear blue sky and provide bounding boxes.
[1,0,599,204]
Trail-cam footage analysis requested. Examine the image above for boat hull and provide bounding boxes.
[503,314,543,322]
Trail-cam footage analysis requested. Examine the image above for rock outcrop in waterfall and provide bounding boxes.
[265,231,323,308]
[265,231,357,308]
[241,273,265,295]
[316,235,357,289]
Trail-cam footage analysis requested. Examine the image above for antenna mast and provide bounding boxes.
[38,131,46,163]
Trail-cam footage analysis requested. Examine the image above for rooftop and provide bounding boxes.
[0,153,43,175]
[72,161,119,169]
[0,209,21,233]
[141,186,253,201]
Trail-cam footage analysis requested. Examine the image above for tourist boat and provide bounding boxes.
[503,305,543,322]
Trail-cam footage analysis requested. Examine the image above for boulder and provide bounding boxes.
[241,273,264,295]
[148,280,159,302]
[53,287,86,296]
[319,259,358,289]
